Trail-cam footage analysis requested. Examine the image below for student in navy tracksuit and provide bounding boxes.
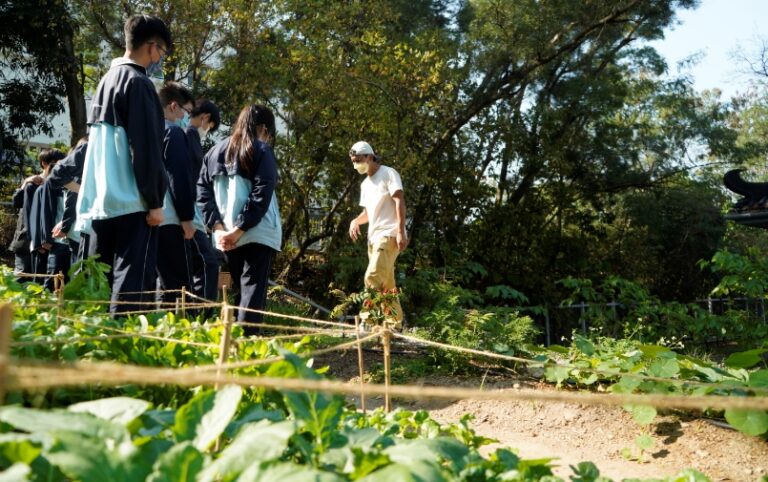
[156,81,195,302]
[184,99,221,305]
[10,181,39,282]
[198,104,281,334]
[76,15,171,315]
[27,149,66,288]
[186,100,221,175]
[38,179,72,288]
[10,149,63,282]
[47,139,89,265]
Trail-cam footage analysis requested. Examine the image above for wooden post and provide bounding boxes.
[55,272,64,326]
[382,327,392,413]
[0,304,13,405]
[174,297,180,317]
[181,286,186,320]
[354,316,366,413]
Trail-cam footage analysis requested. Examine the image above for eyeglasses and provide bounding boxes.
[150,42,169,58]
[350,155,366,162]
[179,105,191,115]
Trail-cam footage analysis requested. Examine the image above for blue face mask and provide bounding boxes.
[176,111,190,129]
[147,58,164,78]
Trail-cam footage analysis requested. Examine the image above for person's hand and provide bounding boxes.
[180,220,196,240]
[52,221,66,239]
[146,208,164,226]
[41,242,52,251]
[218,227,244,251]
[24,175,43,186]
[396,229,409,252]
[213,224,226,251]
[349,219,361,241]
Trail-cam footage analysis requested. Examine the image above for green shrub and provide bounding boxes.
[414,282,538,372]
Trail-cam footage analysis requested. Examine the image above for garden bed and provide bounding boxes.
[319,349,768,481]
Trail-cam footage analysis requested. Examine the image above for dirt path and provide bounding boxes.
[417,383,768,481]
[319,349,768,481]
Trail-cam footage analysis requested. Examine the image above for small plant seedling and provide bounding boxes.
[620,434,655,463]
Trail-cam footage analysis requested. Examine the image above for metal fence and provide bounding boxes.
[517,297,768,346]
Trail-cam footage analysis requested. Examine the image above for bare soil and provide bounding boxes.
[317,348,768,482]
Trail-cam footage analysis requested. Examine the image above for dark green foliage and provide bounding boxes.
[0,0,77,168]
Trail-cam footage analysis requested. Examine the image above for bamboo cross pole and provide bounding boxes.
[354,316,366,413]
[0,304,13,405]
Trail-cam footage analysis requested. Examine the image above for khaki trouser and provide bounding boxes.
[364,236,403,325]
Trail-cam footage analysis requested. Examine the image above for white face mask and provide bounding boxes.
[353,162,368,175]
[197,125,209,139]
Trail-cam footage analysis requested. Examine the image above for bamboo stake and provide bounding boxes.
[55,272,65,326]
[354,316,366,413]
[382,327,391,413]
[181,286,186,320]
[216,291,233,387]
[0,304,13,404]
[214,294,233,452]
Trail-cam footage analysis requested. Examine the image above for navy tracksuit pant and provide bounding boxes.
[156,224,192,303]
[92,211,158,315]
[31,249,48,283]
[14,252,32,283]
[45,242,72,291]
[190,230,220,301]
[225,242,275,335]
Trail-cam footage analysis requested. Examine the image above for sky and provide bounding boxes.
[649,0,768,99]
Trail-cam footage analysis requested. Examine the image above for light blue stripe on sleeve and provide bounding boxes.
[159,189,180,226]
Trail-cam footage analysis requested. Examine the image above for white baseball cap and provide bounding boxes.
[349,141,375,156]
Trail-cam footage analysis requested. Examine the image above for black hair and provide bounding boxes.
[124,14,173,53]
[158,81,194,108]
[191,99,221,132]
[226,104,275,174]
[38,148,66,175]
[38,148,66,165]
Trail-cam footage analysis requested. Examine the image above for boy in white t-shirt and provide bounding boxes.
[348,141,408,327]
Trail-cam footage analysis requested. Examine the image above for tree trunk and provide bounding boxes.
[61,31,87,146]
